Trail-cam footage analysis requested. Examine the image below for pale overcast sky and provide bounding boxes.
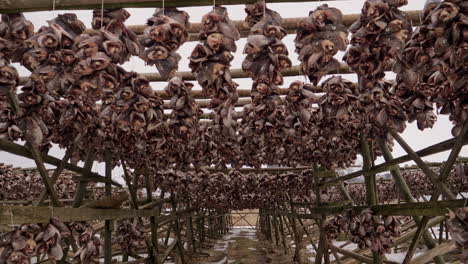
[1,0,465,180]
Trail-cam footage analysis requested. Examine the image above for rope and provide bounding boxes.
[52,0,57,18]
[49,205,54,219]
[10,206,14,227]
[101,0,105,28]
[162,0,165,16]
[263,0,266,18]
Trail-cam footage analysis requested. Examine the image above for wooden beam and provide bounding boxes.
[127,11,422,35]
[410,241,457,264]
[276,199,467,218]
[72,152,95,208]
[0,205,180,224]
[103,150,113,264]
[195,166,335,176]
[328,244,399,264]
[0,0,339,13]
[19,63,354,85]
[72,175,121,187]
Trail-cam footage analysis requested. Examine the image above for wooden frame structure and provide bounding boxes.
[0,1,466,264]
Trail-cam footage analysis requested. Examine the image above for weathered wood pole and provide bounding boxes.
[104,150,113,264]
[360,136,382,264]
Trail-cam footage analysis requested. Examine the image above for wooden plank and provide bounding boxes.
[161,238,178,263]
[276,199,467,218]
[329,244,400,264]
[410,241,457,264]
[0,205,179,224]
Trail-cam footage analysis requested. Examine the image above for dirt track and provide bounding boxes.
[199,228,297,264]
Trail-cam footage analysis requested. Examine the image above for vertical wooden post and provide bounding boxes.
[143,167,160,264]
[288,199,304,264]
[313,163,331,264]
[272,211,280,246]
[185,199,194,255]
[104,150,113,264]
[360,136,378,205]
[278,211,288,255]
[171,193,186,264]
[360,136,382,264]
[72,153,95,208]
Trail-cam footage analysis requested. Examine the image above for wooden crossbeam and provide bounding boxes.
[196,166,335,176]
[0,204,181,224]
[19,63,355,85]
[126,11,422,36]
[0,0,339,13]
[410,241,457,264]
[329,244,399,264]
[276,199,467,218]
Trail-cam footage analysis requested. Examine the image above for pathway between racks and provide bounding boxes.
[198,228,294,264]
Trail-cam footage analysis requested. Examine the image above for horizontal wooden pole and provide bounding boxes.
[0,204,181,224]
[0,0,338,13]
[72,175,121,187]
[321,135,468,186]
[199,166,335,176]
[125,10,422,36]
[19,63,355,85]
[277,199,467,218]
[0,138,122,188]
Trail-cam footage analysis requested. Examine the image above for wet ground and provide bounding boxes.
[199,228,294,264]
